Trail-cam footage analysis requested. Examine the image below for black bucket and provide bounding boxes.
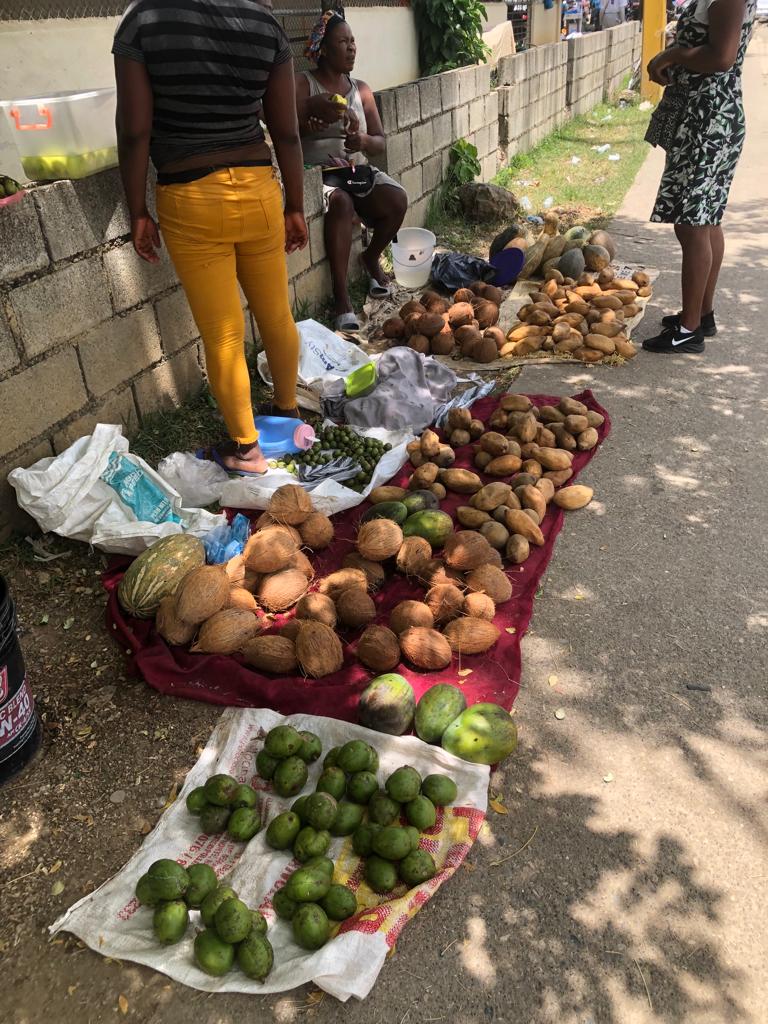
[0,574,42,784]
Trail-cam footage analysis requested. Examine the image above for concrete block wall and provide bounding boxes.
[605,23,641,97]
[497,42,569,158]
[566,31,610,116]
[375,62,501,228]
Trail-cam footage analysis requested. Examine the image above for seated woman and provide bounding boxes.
[296,11,408,332]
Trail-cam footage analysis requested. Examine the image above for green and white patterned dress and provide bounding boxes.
[651,0,756,226]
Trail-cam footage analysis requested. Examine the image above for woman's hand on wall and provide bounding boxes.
[285,211,308,254]
[131,213,161,264]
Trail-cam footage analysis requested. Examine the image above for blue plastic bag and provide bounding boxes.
[100,453,181,526]
[202,512,251,564]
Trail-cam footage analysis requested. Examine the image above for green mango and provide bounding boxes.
[250,909,268,935]
[316,766,346,800]
[421,774,458,806]
[321,884,357,921]
[404,826,421,853]
[372,825,412,861]
[227,807,261,841]
[153,900,189,944]
[358,674,415,735]
[292,903,330,950]
[291,795,310,822]
[237,933,274,980]
[441,702,518,765]
[264,724,303,758]
[265,811,301,850]
[405,795,436,831]
[352,822,382,857]
[231,784,258,809]
[256,749,279,780]
[415,684,467,744]
[293,826,331,862]
[337,739,371,773]
[323,745,341,768]
[303,792,338,830]
[346,770,378,805]
[330,801,364,837]
[184,863,218,908]
[385,765,422,802]
[272,888,298,920]
[185,786,209,815]
[147,859,189,900]
[273,755,308,797]
[200,886,238,927]
[398,849,436,887]
[302,855,334,879]
[214,897,252,943]
[364,856,399,894]
[368,790,400,826]
[285,865,332,903]
[297,730,322,763]
[194,929,234,976]
[135,873,160,907]
[200,805,230,834]
[203,774,239,807]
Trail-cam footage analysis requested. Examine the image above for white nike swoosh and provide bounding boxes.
[671,335,696,346]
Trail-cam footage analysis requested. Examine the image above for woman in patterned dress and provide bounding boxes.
[643,0,757,354]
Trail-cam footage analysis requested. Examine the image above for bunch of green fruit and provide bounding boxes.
[272,856,358,951]
[186,774,262,841]
[352,766,458,894]
[312,427,392,492]
[0,174,22,198]
[256,724,323,798]
[135,860,274,979]
[264,739,380,861]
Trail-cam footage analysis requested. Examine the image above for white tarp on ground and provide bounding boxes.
[52,708,489,1002]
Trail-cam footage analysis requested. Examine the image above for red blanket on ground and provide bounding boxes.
[104,391,609,721]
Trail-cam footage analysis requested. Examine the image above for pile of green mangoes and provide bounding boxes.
[186,774,262,841]
[273,857,358,950]
[134,859,274,980]
[255,726,323,795]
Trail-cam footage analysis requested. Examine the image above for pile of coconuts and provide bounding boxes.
[381,282,505,365]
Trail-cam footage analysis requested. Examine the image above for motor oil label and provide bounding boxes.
[0,670,35,757]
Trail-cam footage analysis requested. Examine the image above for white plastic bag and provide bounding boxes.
[257,320,370,395]
[220,426,414,515]
[157,452,230,507]
[8,424,225,555]
[52,707,489,1001]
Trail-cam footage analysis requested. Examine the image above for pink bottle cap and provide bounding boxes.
[293,423,316,450]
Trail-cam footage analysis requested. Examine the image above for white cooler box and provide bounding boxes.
[0,87,117,181]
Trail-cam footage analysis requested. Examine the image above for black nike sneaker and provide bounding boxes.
[661,310,717,337]
[643,324,705,354]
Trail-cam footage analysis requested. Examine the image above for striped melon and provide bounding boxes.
[118,534,205,619]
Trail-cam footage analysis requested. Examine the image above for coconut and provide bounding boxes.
[242,635,297,674]
[288,549,315,580]
[191,608,259,654]
[399,627,453,671]
[465,564,513,604]
[463,592,496,621]
[389,600,435,635]
[227,587,259,613]
[295,592,337,628]
[224,554,246,588]
[299,511,334,550]
[448,302,475,329]
[244,530,296,574]
[399,300,426,319]
[408,334,430,355]
[422,293,450,315]
[416,559,464,590]
[484,326,506,352]
[486,547,504,569]
[267,484,314,526]
[444,531,494,572]
[453,288,476,304]
[395,535,432,576]
[474,299,500,329]
[426,584,465,625]
[319,567,369,601]
[357,519,404,562]
[483,285,503,306]
[418,312,447,338]
[356,625,401,672]
[257,569,308,612]
[280,619,303,642]
[176,565,229,625]
[296,621,344,678]
[342,553,386,590]
[443,618,500,654]
[156,596,196,646]
[430,332,455,356]
[259,521,302,545]
[383,316,406,339]
[472,338,498,364]
[336,587,376,629]
[243,569,261,593]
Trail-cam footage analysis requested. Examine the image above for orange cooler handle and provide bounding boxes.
[9,105,53,131]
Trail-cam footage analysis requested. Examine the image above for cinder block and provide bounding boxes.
[481,153,498,183]
[0,194,48,283]
[458,66,477,108]
[476,63,492,96]
[104,243,179,313]
[485,90,499,125]
[0,439,55,542]
[309,215,326,265]
[439,70,460,111]
[469,97,485,134]
[155,287,199,355]
[133,345,203,419]
[79,306,162,398]
[0,308,19,377]
[403,196,429,229]
[452,104,470,141]
[303,170,324,220]
[433,111,453,151]
[293,261,332,310]
[10,259,111,358]
[287,237,312,278]
[422,153,443,195]
[0,348,87,458]
[53,389,139,453]
[72,168,132,243]
[411,122,435,165]
[33,181,99,262]
[382,131,412,176]
[395,83,420,129]
[488,120,499,153]
[418,76,442,121]
[375,89,397,133]
[400,164,423,202]
[475,125,491,159]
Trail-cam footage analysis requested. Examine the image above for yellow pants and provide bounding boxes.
[157,166,299,446]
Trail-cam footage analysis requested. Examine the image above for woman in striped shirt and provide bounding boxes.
[113,0,307,475]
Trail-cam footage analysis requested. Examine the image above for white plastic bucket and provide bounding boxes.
[391,228,436,289]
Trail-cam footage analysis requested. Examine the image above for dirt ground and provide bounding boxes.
[3,29,768,1024]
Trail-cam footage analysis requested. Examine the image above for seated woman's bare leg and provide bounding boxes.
[325,189,356,314]
[355,184,408,287]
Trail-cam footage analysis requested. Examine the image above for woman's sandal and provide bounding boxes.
[335,311,361,332]
[196,442,268,477]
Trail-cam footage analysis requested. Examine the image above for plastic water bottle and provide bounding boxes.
[254,416,316,457]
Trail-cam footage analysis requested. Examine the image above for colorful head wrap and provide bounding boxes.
[305,10,346,63]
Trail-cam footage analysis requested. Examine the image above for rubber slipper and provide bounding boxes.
[335,312,361,332]
[195,447,268,478]
[367,278,391,299]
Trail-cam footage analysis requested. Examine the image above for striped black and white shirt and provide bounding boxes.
[113,0,291,168]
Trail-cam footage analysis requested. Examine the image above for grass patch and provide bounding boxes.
[495,100,651,230]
